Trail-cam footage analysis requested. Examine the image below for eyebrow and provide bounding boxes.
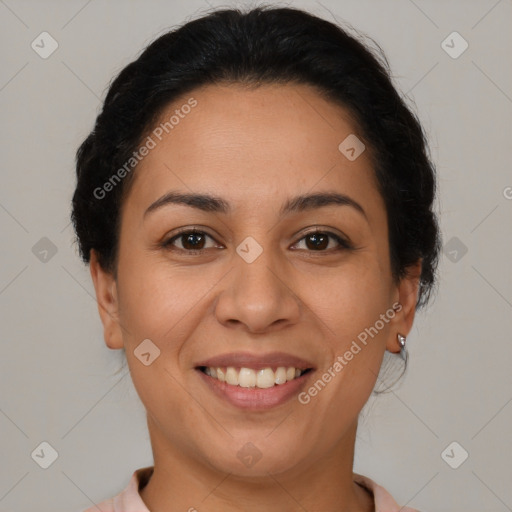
[143,190,367,220]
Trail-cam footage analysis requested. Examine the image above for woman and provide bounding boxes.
[72,6,440,511]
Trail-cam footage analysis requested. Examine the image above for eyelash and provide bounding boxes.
[160,228,353,255]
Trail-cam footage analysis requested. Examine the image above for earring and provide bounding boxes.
[397,333,408,362]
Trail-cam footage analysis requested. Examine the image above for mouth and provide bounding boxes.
[194,352,316,410]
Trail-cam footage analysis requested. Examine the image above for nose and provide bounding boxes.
[214,246,301,334]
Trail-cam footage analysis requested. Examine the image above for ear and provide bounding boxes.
[89,249,124,350]
[386,259,422,354]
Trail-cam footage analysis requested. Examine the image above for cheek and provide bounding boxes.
[312,259,391,338]
[116,255,209,343]
[299,267,391,419]
[127,358,193,445]
[307,260,392,401]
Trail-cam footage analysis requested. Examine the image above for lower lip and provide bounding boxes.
[196,369,313,410]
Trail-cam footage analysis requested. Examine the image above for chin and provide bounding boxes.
[204,437,308,479]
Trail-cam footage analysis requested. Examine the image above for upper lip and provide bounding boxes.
[195,351,316,371]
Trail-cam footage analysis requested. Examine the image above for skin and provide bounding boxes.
[89,82,421,512]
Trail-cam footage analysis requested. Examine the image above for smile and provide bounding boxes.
[194,351,316,409]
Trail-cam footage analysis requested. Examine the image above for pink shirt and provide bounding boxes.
[81,466,421,512]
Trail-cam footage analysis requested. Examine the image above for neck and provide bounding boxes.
[139,416,373,512]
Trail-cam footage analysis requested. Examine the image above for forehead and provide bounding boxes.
[124,82,381,216]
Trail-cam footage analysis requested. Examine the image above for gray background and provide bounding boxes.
[1,0,511,511]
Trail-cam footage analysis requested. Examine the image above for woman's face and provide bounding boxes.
[91,83,419,477]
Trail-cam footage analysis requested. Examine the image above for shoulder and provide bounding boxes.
[79,466,154,512]
[80,496,114,512]
[353,472,422,512]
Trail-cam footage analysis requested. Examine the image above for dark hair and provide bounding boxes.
[71,5,441,313]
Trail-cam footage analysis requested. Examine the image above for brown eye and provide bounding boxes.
[305,232,329,250]
[162,229,218,253]
[293,230,352,252]
[180,231,206,250]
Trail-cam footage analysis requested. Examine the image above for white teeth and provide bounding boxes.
[239,367,256,388]
[203,365,307,388]
[275,367,287,385]
[225,367,239,386]
[256,368,275,388]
